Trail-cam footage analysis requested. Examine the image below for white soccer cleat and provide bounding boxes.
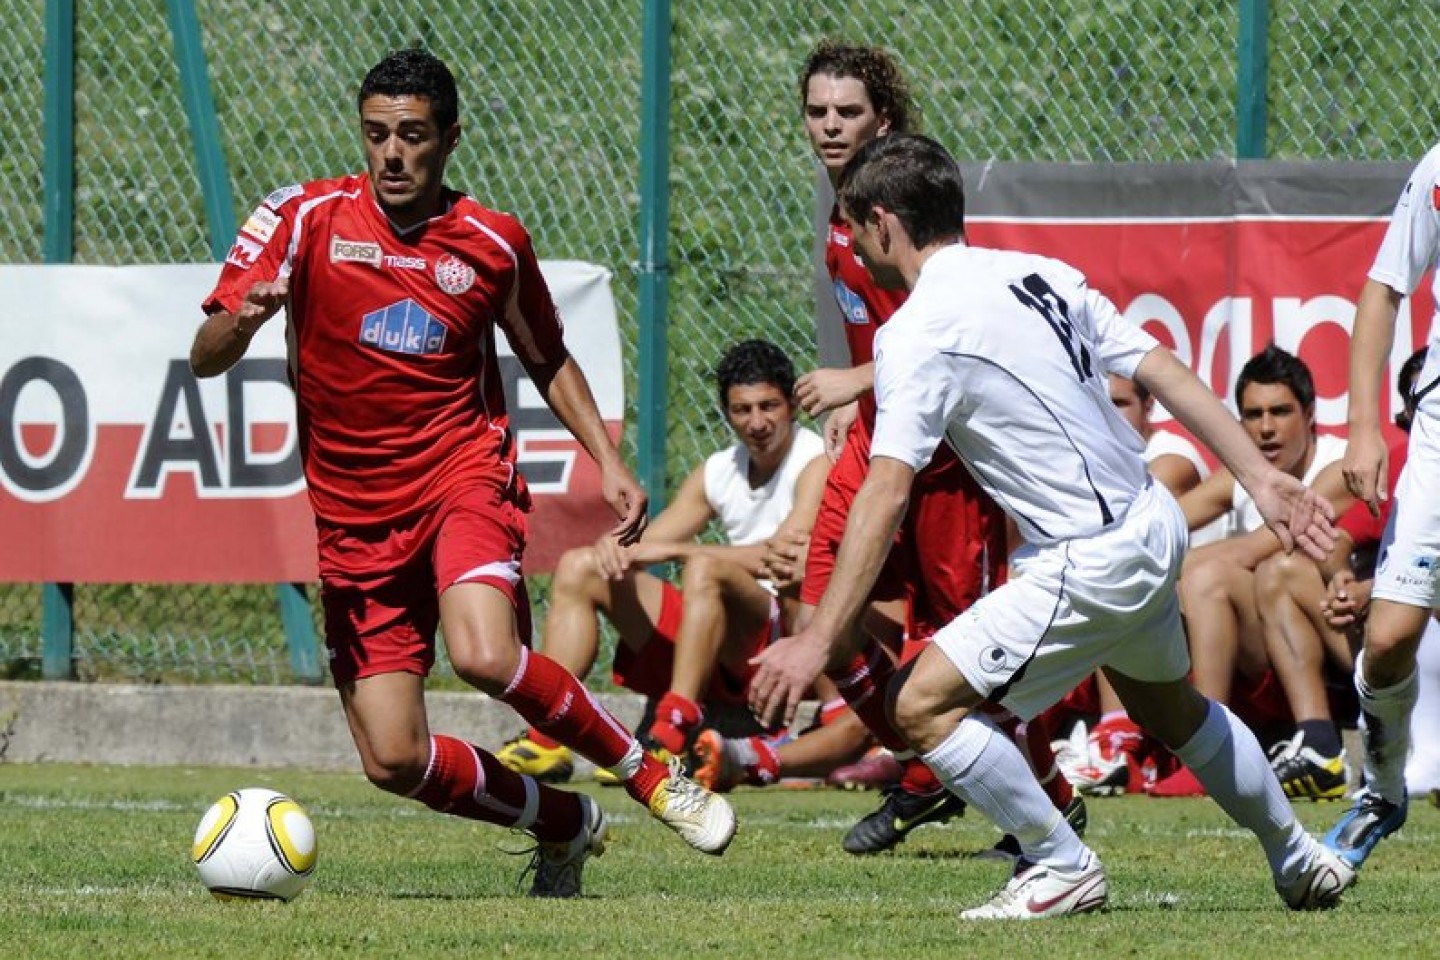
[526,794,608,898]
[960,854,1108,920]
[1277,843,1355,911]
[648,758,738,855]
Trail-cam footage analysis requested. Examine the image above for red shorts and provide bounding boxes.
[802,418,1007,639]
[318,483,531,686]
[611,581,778,705]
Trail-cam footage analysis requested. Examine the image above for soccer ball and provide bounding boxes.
[191,788,317,901]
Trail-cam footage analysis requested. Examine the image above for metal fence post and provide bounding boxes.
[168,0,321,682]
[41,0,76,680]
[1236,0,1270,158]
[636,0,672,514]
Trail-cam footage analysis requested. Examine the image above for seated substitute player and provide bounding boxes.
[1257,348,1423,800]
[750,133,1354,919]
[1148,345,1350,797]
[188,49,734,899]
[497,338,837,780]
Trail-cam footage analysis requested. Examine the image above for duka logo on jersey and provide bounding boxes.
[358,299,447,356]
[330,236,383,267]
[832,280,870,325]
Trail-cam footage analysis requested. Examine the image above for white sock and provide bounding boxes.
[1357,656,1419,803]
[1173,699,1311,882]
[924,711,1089,871]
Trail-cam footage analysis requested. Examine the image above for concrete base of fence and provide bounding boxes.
[0,681,808,774]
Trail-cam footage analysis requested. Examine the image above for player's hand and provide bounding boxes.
[823,401,858,461]
[236,278,290,336]
[1342,428,1389,518]
[795,367,869,417]
[601,462,648,545]
[590,534,634,580]
[749,628,830,729]
[1253,469,1337,562]
[1322,570,1371,630]
[761,530,810,589]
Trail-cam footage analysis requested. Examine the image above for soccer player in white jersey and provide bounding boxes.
[749,133,1354,918]
[1323,143,1440,870]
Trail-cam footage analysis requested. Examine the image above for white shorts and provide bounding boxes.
[934,479,1191,721]
[1373,396,1440,609]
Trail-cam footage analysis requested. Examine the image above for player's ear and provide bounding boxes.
[443,123,462,156]
[876,113,892,137]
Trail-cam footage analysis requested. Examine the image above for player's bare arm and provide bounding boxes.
[1344,278,1404,515]
[189,278,289,378]
[760,455,829,586]
[749,455,914,728]
[526,352,648,544]
[1134,346,1336,560]
[1176,468,1237,531]
[795,363,873,416]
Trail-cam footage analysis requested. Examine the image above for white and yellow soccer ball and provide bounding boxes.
[191,788,317,901]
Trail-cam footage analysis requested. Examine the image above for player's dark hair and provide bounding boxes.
[715,339,797,408]
[1234,343,1315,411]
[358,48,459,131]
[837,133,965,249]
[1395,345,1429,431]
[799,40,916,134]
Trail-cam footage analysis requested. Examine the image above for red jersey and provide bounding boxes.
[824,205,907,364]
[204,175,566,526]
[1338,435,1410,547]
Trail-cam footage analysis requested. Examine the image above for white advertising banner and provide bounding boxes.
[1,261,623,582]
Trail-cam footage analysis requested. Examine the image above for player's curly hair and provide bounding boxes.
[798,40,916,134]
[358,48,459,131]
[715,339,797,409]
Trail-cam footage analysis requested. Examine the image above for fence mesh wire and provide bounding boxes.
[3,1,1439,682]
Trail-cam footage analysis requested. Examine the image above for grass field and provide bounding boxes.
[3,763,1437,959]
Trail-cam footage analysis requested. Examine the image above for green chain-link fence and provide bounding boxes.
[4,0,1439,684]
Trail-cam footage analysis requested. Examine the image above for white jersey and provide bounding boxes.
[871,243,1159,546]
[1228,433,1346,534]
[1370,141,1440,417]
[703,426,825,546]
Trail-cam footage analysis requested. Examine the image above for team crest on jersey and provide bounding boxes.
[830,228,850,247]
[435,254,475,295]
[331,236,383,267]
[832,280,870,325]
[359,299,448,356]
[264,184,304,210]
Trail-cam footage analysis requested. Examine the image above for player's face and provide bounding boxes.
[1238,381,1314,476]
[841,205,906,289]
[359,94,459,228]
[724,382,796,461]
[1107,374,1151,437]
[804,74,890,177]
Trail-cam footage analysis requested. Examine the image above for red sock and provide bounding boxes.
[747,737,781,785]
[624,752,670,806]
[526,727,562,750]
[500,649,635,768]
[826,645,909,753]
[817,697,850,727]
[987,705,1074,810]
[648,692,703,754]
[898,756,944,795]
[411,735,582,842]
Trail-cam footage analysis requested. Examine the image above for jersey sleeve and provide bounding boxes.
[201,188,301,316]
[494,223,568,368]
[1370,143,1440,296]
[869,321,963,470]
[1085,284,1160,379]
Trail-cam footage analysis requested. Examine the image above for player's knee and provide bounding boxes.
[679,552,725,594]
[358,741,429,795]
[552,546,602,595]
[448,639,522,694]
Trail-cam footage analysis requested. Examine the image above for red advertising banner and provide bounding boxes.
[1,262,624,583]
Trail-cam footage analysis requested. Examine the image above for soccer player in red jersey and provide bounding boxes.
[788,41,1081,856]
[189,49,734,897]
